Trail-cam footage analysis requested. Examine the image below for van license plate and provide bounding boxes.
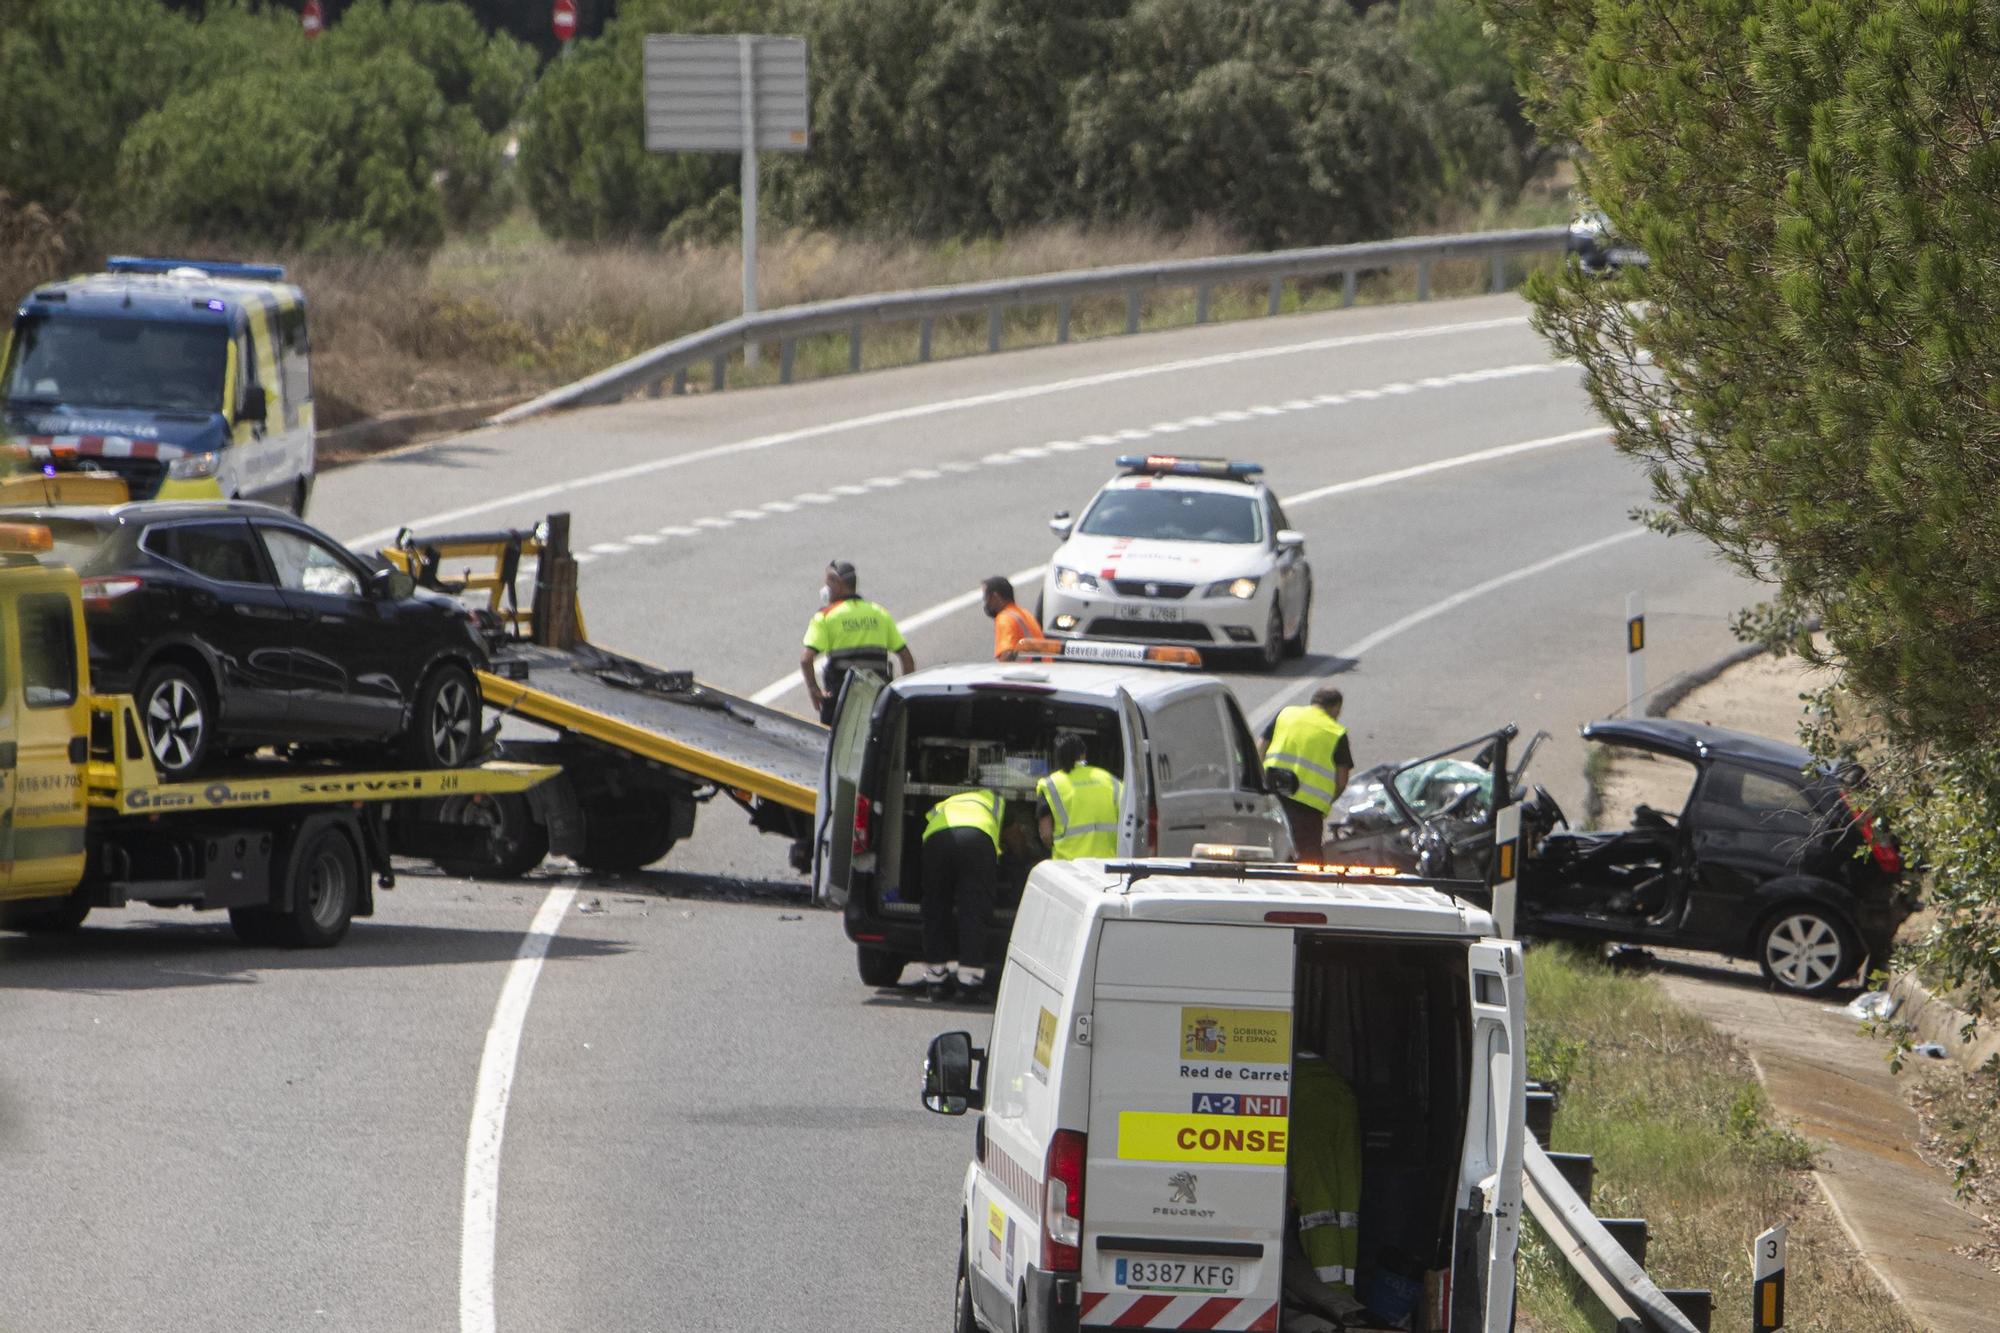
[1113,1258,1237,1293]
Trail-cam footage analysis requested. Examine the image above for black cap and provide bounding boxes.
[828,559,857,584]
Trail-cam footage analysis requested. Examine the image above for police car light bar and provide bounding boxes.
[106,256,288,282]
[1008,638,1202,669]
[1115,454,1263,480]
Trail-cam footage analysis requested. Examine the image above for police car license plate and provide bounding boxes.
[1113,1257,1238,1294]
[1138,606,1181,623]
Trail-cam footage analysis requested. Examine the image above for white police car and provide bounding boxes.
[1040,455,1311,670]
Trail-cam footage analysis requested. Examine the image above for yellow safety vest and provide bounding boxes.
[1292,1056,1362,1295]
[923,789,1004,856]
[1036,764,1123,859]
[803,597,908,666]
[1265,706,1349,814]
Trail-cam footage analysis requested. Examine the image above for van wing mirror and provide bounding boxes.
[1049,511,1074,541]
[240,384,267,424]
[923,1030,985,1115]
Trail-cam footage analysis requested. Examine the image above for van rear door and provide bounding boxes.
[811,669,886,906]
[1451,939,1526,1331]
[1081,919,1293,1329]
[1115,687,1154,855]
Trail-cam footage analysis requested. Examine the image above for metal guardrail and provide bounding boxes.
[1524,1137,1705,1333]
[489,225,1570,424]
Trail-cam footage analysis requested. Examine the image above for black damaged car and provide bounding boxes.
[1327,719,1912,996]
[3,501,489,779]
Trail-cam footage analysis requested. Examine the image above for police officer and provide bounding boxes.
[1260,684,1353,861]
[800,559,916,725]
[1036,734,1123,859]
[920,788,1004,1001]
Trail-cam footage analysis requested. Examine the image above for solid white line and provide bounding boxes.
[344,312,1530,548]
[1248,529,1648,728]
[460,884,577,1333]
[746,425,1608,704]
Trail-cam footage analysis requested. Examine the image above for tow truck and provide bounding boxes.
[382,513,827,878]
[0,520,557,945]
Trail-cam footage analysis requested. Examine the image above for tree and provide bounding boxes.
[1477,0,2000,1003]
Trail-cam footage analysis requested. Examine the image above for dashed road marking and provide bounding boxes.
[761,500,799,514]
[659,524,699,536]
[728,508,768,521]
[588,542,629,555]
[625,533,662,546]
[694,517,733,529]
[903,467,942,480]
[863,476,904,488]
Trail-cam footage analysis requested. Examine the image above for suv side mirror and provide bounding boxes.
[1275,528,1305,552]
[1049,511,1074,542]
[240,384,267,424]
[923,1030,984,1115]
[368,565,414,599]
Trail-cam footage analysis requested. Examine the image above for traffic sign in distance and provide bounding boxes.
[301,0,323,38]
[552,0,577,44]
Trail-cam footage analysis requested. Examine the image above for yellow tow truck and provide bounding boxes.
[0,521,557,946]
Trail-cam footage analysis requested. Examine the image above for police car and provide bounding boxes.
[1040,456,1311,670]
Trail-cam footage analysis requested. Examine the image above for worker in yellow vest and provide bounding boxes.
[800,559,916,724]
[1285,1053,1366,1318]
[1036,735,1124,859]
[1260,685,1353,861]
[921,788,1004,1001]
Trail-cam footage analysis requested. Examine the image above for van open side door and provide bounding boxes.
[1452,939,1526,1331]
[811,669,886,906]
[1115,687,1155,855]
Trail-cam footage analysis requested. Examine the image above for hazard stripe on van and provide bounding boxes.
[1080,1292,1277,1330]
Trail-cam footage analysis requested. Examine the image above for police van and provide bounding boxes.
[2,256,315,512]
[923,856,1525,1333]
[813,648,1293,988]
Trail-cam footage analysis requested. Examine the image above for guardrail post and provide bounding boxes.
[988,305,1003,354]
[711,355,726,392]
[1057,298,1073,344]
[849,323,863,373]
[1598,1218,1649,1268]
[646,378,664,400]
[1491,254,1508,292]
[1525,1089,1557,1146]
[1663,1290,1713,1332]
[779,339,796,385]
[1125,290,1141,335]
[1546,1151,1596,1205]
[1342,270,1358,308]
[1195,285,1211,324]
[1417,260,1432,301]
[919,317,934,362]
[672,367,687,396]
[1267,278,1283,317]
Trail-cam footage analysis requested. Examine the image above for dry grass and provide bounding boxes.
[1909,1060,2000,1269]
[1518,944,1916,1333]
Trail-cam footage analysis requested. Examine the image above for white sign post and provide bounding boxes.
[643,34,810,369]
[1753,1223,1787,1331]
[1491,800,1522,938]
[1625,590,1646,714]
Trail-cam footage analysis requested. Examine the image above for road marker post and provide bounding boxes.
[1752,1223,1786,1331]
[1625,590,1645,713]
[1491,799,1521,938]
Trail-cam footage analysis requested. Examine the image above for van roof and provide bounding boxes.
[18,266,302,327]
[888,659,1214,702]
[1032,857,1495,937]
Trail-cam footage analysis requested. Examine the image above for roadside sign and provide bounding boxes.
[301,0,323,39]
[643,35,810,154]
[552,0,576,44]
[1752,1223,1786,1331]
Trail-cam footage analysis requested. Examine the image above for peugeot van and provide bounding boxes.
[924,857,1526,1333]
[814,660,1291,988]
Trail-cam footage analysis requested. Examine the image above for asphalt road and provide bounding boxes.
[0,294,1763,1332]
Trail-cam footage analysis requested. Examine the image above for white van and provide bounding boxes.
[923,857,1526,1333]
[814,661,1291,987]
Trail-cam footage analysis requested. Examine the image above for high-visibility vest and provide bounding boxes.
[1036,764,1123,859]
[923,789,1004,856]
[1265,706,1349,814]
[804,597,907,669]
[1291,1056,1362,1295]
[994,602,1043,659]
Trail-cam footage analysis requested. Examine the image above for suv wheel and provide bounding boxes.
[409,664,482,768]
[138,662,212,778]
[1757,906,1856,996]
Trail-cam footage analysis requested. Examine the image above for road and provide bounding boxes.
[0,294,1761,1332]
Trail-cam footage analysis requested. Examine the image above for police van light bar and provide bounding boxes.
[0,522,55,554]
[1296,861,1400,877]
[1191,843,1279,862]
[1008,638,1202,668]
[1115,454,1263,480]
[106,256,288,282]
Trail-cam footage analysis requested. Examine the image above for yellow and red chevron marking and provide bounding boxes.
[1080,1290,1277,1330]
[6,436,167,460]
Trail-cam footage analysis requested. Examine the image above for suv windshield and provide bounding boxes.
[5,314,227,413]
[1079,488,1262,543]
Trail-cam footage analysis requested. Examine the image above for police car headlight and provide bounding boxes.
[1206,576,1260,600]
[167,451,221,480]
[1054,566,1099,592]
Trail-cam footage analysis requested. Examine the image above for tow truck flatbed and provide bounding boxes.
[385,514,828,876]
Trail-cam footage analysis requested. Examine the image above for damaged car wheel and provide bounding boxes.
[1756,906,1856,996]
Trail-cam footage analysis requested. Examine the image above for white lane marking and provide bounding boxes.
[904,467,942,480]
[1046,440,1087,452]
[345,312,1530,547]
[728,508,768,520]
[1281,400,1315,411]
[863,476,904,488]
[982,452,1023,466]
[624,533,663,546]
[1182,415,1218,427]
[939,462,979,474]
[832,484,870,496]
[794,492,836,504]
[1116,428,1154,441]
[1010,446,1050,459]
[1250,405,1284,417]
[1214,410,1252,422]
[588,542,629,555]
[1149,423,1185,434]
[693,516,733,529]
[1080,433,1119,445]
[460,884,577,1333]
[573,552,597,564]
[761,500,799,513]
[747,425,1608,703]
[1248,529,1649,728]
[658,524,698,536]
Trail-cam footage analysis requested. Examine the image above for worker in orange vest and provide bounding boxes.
[982,575,1043,660]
